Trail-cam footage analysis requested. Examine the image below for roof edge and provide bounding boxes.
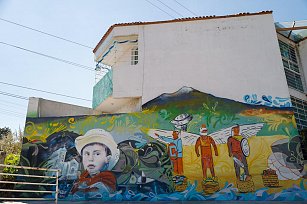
[93,10,273,53]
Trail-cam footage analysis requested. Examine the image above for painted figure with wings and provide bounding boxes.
[147,122,264,180]
[194,124,218,179]
[227,125,251,181]
[148,123,264,146]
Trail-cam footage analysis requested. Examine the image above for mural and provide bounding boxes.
[243,94,291,108]
[19,87,307,201]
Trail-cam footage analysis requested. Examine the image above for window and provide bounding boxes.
[278,40,304,92]
[291,96,307,130]
[131,47,138,65]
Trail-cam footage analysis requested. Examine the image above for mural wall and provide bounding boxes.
[20,87,307,201]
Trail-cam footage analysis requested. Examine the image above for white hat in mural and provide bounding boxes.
[171,113,193,131]
[75,128,120,170]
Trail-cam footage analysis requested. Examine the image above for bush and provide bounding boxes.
[0,154,20,198]
[3,154,20,180]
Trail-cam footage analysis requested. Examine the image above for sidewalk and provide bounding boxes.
[2,201,307,204]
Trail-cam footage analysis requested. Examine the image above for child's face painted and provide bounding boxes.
[82,144,109,176]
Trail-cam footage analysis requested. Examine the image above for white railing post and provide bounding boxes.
[0,164,59,202]
[55,170,59,204]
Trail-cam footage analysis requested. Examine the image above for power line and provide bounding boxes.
[173,0,198,16]
[0,41,96,72]
[0,112,25,119]
[0,107,25,117]
[0,91,28,100]
[0,99,26,107]
[0,102,26,111]
[0,81,91,102]
[144,0,176,18]
[155,0,184,17]
[0,17,93,49]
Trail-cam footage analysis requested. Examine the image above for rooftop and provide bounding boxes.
[93,10,273,53]
[275,20,307,43]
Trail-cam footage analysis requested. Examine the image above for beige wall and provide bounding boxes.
[27,97,100,118]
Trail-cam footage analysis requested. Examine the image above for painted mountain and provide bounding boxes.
[142,86,296,137]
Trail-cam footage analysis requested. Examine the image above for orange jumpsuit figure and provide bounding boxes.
[195,124,218,179]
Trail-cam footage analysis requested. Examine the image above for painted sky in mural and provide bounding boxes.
[19,87,306,201]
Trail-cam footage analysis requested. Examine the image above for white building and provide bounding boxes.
[27,11,307,131]
[276,21,307,130]
[92,11,293,113]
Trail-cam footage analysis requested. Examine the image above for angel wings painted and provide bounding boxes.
[147,123,265,146]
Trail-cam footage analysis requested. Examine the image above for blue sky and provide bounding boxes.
[0,0,306,132]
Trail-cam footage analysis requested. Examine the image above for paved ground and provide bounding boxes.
[1,201,307,204]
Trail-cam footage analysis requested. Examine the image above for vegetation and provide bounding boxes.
[0,127,11,140]
[0,127,23,197]
[2,154,20,179]
[0,127,23,156]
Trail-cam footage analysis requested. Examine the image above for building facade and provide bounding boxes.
[22,11,307,201]
[93,11,291,113]
[276,23,307,131]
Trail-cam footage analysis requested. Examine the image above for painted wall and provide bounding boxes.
[20,87,306,201]
[94,13,290,107]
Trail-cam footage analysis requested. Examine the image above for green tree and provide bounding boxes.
[0,127,11,140]
[0,127,23,155]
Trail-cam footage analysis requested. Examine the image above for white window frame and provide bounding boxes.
[131,46,138,65]
[279,39,304,92]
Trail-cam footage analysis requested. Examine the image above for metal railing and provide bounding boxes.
[0,164,59,203]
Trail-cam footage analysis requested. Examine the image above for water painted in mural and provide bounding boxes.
[20,87,307,201]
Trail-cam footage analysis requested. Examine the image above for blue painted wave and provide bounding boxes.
[63,180,307,201]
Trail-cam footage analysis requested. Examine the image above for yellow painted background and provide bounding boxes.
[183,135,305,193]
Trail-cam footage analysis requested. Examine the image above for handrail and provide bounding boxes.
[0,172,56,179]
[0,197,56,201]
[0,189,55,193]
[0,164,59,204]
[0,164,58,172]
[0,180,57,186]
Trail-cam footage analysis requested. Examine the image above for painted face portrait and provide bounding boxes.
[82,143,109,176]
[172,131,179,139]
[200,128,208,136]
[232,126,240,136]
[75,129,120,172]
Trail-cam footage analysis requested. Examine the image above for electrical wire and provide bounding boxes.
[173,0,198,16]
[0,112,25,119]
[0,81,92,102]
[0,91,28,100]
[0,17,93,49]
[144,0,176,18]
[0,99,26,107]
[0,41,96,72]
[155,0,184,17]
[0,107,25,117]
[0,102,26,111]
